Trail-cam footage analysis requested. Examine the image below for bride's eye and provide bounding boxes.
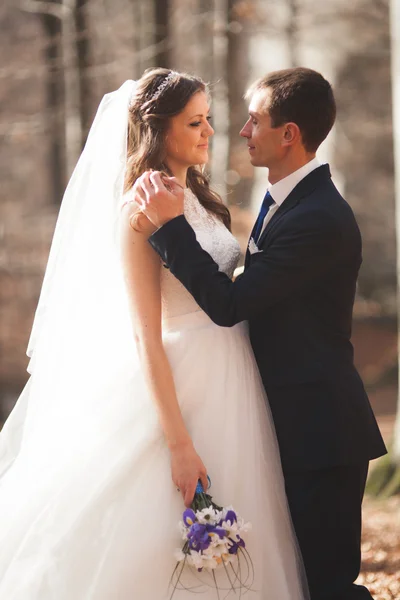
[207,116,212,123]
[190,122,201,127]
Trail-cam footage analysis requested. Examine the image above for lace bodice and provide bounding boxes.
[161,189,240,320]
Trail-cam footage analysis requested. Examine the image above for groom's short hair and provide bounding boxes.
[246,67,336,152]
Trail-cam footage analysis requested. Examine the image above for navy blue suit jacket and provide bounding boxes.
[150,165,387,471]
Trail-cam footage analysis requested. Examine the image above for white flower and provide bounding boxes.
[209,540,230,557]
[174,548,187,562]
[187,550,219,571]
[248,237,262,255]
[178,520,188,539]
[220,523,234,538]
[239,520,252,533]
[186,550,203,569]
[221,505,235,518]
[195,507,221,525]
[201,555,219,570]
[222,553,236,566]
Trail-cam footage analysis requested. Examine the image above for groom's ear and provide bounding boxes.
[281,122,301,147]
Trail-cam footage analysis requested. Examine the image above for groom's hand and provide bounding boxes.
[134,171,184,230]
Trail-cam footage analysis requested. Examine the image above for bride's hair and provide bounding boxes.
[125,68,231,231]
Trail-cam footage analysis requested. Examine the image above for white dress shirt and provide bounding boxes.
[259,157,321,237]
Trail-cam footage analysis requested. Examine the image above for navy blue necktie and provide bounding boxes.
[252,191,275,243]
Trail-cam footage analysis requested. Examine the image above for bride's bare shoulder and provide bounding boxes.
[120,201,157,238]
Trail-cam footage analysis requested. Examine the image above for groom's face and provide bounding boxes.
[240,88,285,168]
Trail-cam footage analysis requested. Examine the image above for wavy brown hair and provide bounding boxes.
[125,67,231,230]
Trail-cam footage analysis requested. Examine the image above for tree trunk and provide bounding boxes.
[210,0,229,200]
[40,7,65,202]
[61,0,83,178]
[138,1,155,72]
[75,0,91,139]
[367,0,400,497]
[154,0,169,67]
[130,0,141,79]
[226,0,252,209]
[286,0,299,67]
[195,0,214,81]
[391,0,400,466]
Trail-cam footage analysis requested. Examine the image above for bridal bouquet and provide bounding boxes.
[170,481,253,598]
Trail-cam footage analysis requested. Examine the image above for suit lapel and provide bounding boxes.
[257,193,299,247]
[245,164,332,261]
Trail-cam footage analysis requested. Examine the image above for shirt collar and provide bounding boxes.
[269,157,321,206]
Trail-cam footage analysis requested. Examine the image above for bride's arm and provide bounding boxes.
[120,206,208,506]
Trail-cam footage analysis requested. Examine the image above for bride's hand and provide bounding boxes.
[170,441,208,507]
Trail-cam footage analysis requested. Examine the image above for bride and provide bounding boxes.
[0,68,308,599]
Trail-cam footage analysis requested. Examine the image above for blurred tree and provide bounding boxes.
[61,0,83,178]
[286,0,299,67]
[75,0,91,136]
[137,0,156,73]
[195,0,214,81]
[154,0,170,67]
[392,0,400,475]
[333,0,395,311]
[209,0,229,199]
[26,0,65,202]
[22,0,92,193]
[366,0,399,497]
[226,0,254,208]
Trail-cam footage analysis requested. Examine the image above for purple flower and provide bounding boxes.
[228,536,245,555]
[224,510,237,524]
[208,526,226,539]
[183,509,197,527]
[218,510,237,527]
[187,523,227,552]
[187,523,211,551]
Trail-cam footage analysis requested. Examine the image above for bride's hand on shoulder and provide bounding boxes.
[170,440,208,507]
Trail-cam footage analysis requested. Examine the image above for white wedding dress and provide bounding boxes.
[0,189,307,599]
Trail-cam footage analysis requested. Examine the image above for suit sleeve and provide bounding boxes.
[149,211,342,327]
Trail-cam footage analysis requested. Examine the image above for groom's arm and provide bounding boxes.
[149,210,343,327]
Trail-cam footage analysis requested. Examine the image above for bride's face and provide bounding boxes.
[164,91,214,169]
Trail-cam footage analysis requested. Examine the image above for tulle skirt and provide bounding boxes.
[0,310,307,599]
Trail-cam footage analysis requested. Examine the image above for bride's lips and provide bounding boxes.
[197,144,208,149]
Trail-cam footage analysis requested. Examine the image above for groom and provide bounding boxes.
[137,68,387,599]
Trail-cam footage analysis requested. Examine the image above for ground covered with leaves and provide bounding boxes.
[356,496,400,599]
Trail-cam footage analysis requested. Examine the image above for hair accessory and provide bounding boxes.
[149,71,179,103]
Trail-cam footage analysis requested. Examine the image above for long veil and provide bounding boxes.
[0,80,138,475]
